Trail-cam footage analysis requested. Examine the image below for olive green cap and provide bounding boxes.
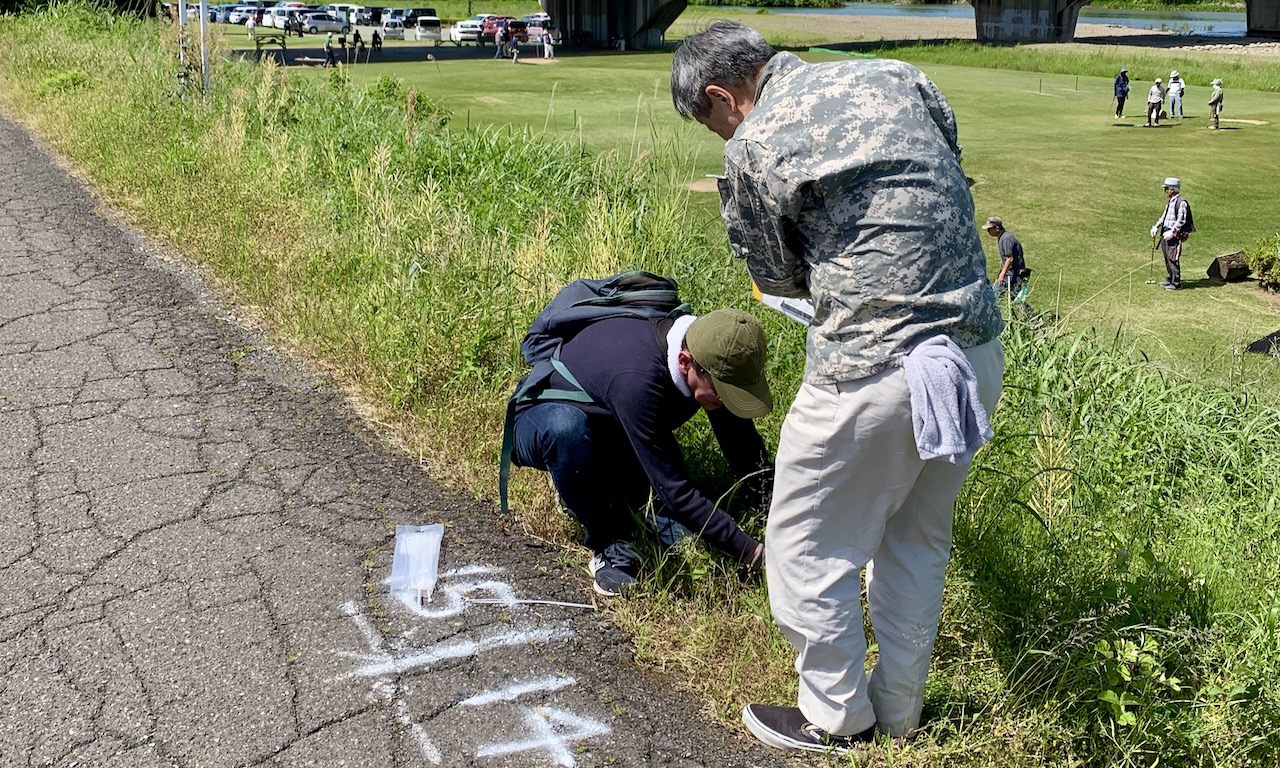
[686,309,772,419]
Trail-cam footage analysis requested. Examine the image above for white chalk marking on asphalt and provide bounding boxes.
[345,625,576,678]
[476,706,611,767]
[341,600,387,653]
[443,564,504,577]
[394,580,521,619]
[468,598,595,610]
[460,675,576,707]
[396,697,443,765]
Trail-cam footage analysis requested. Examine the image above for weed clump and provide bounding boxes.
[1244,233,1280,290]
[33,68,89,98]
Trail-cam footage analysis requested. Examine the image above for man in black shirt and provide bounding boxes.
[983,216,1027,296]
[509,309,773,596]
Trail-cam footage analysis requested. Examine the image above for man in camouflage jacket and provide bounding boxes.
[672,21,1004,751]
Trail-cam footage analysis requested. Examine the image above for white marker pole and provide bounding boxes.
[198,0,210,94]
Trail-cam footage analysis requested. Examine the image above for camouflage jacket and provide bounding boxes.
[717,53,1003,385]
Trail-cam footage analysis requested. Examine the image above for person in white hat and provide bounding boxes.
[1208,78,1225,129]
[1113,67,1130,119]
[1146,77,1165,127]
[1167,71,1185,119]
[1150,178,1194,290]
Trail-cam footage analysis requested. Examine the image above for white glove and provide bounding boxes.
[1163,230,1175,242]
[1150,226,1159,238]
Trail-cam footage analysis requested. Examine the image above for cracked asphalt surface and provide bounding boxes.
[0,115,791,768]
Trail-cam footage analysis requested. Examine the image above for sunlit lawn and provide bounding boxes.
[267,43,1280,389]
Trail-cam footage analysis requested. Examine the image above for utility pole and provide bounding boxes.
[198,0,211,94]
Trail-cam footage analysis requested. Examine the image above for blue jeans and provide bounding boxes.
[511,403,650,551]
[511,403,693,550]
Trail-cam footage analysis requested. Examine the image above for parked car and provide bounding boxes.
[227,5,258,23]
[505,19,529,42]
[520,12,549,26]
[261,7,290,27]
[356,6,384,24]
[388,6,436,26]
[380,18,405,39]
[302,11,350,33]
[325,3,361,23]
[413,14,442,43]
[447,15,488,43]
[481,16,526,43]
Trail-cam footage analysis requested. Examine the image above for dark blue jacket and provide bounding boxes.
[1115,74,1130,98]
[515,316,770,561]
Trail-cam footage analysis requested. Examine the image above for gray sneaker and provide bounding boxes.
[589,541,641,596]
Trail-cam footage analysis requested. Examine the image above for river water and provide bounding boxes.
[750,3,1248,37]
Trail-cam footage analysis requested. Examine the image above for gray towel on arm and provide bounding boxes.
[900,335,993,465]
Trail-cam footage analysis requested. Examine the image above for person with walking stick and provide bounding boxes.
[1150,178,1194,291]
[1208,79,1224,130]
[1113,67,1130,119]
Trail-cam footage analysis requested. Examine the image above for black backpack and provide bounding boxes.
[498,271,691,515]
[1181,197,1196,235]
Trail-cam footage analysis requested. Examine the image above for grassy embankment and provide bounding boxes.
[2,5,1280,766]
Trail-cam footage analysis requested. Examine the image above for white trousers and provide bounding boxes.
[766,339,1003,737]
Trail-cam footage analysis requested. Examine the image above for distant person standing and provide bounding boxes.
[543,28,555,59]
[1150,178,1194,291]
[494,25,508,59]
[1113,67,1130,118]
[1167,71,1185,118]
[510,32,520,63]
[372,29,382,52]
[323,32,336,67]
[982,217,1028,296]
[1146,77,1164,127]
[1208,78,1224,129]
[245,12,256,36]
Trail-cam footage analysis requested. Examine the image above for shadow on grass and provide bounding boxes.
[1173,277,1229,291]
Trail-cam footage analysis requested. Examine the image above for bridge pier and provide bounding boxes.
[540,0,686,49]
[970,0,1091,42]
[1249,0,1280,37]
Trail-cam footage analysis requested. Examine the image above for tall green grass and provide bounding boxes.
[1,5,1279,765]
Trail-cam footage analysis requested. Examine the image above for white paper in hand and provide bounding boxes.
[389,524,444,604]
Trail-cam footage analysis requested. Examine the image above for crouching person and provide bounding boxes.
[504,293,773,596]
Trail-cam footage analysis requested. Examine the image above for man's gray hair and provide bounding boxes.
[671,21,775,120]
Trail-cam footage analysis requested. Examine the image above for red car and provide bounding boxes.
[481,16,528,43]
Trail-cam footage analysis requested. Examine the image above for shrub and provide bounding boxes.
[1245,233,1280,291]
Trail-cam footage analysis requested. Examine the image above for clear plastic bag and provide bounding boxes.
[388,523,444,604]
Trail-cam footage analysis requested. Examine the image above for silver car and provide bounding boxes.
[302,12,351,34]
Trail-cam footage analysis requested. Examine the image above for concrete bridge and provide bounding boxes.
[542,0,1280,50]
[540,0,686,49]
[970,0,1277,42]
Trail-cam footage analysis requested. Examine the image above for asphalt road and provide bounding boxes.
[0,114,789,768]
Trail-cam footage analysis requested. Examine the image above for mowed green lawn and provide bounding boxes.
[291,47,1280,385]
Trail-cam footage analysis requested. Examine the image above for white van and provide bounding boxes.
[414,14,442,44]
[262,7,290,27]
[326,3,362,24]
